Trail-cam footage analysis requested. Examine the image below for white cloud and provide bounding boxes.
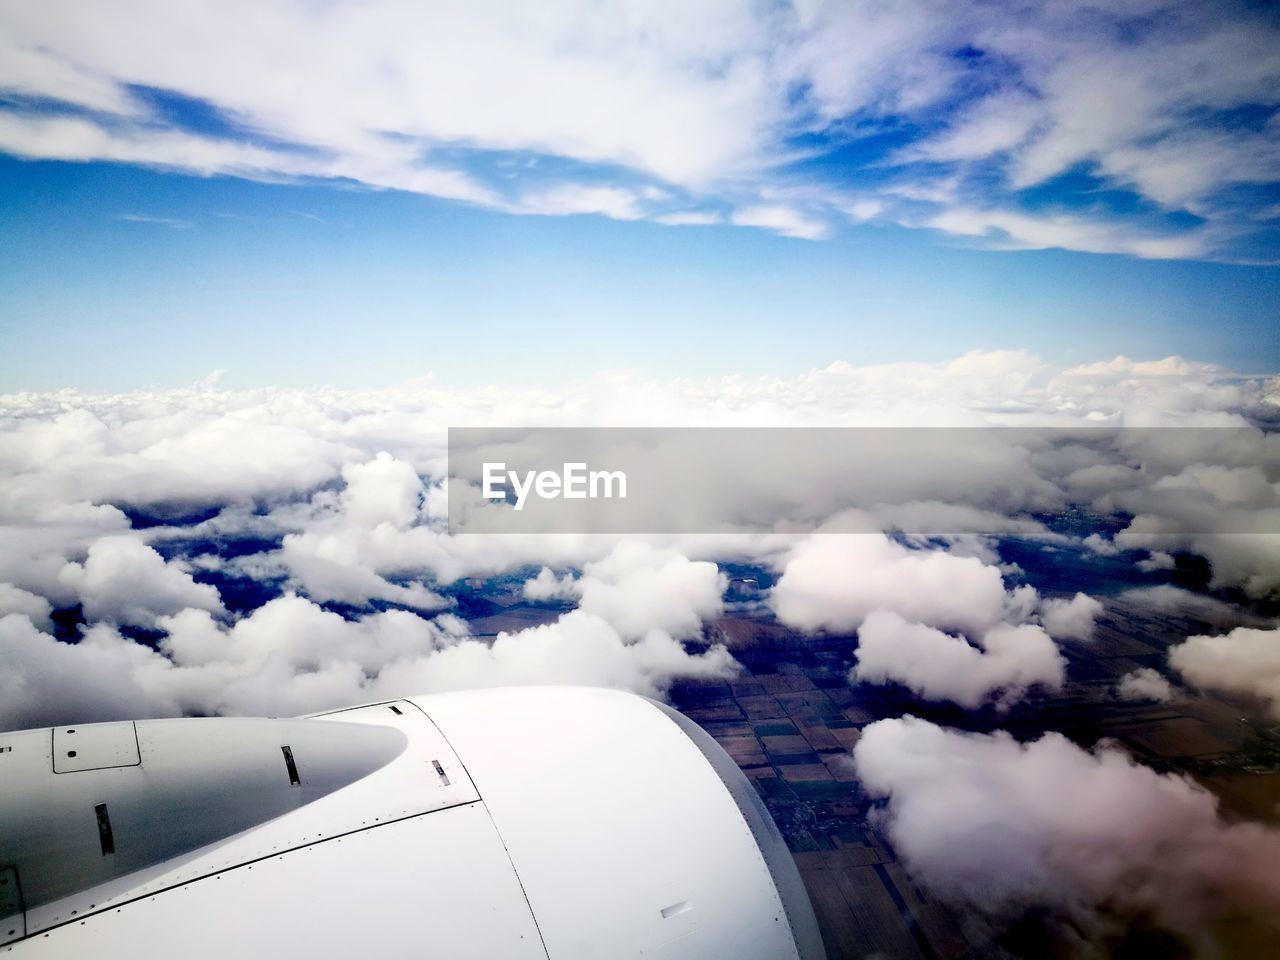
[653,210,721,226]
[338,452,425,530]
[377,609,736,703]
[1057,355,1211,381]
[1081,532,1120,556]
[1137,550,1176,572]
[57,536,224,628]
[0,583,53,632]
[1038,592,1103,642]
[926,206,1210,260]
[278,531,448,610]
[1117,667,1175,703]
[4,351,1274,597]
[730,204,830,240]
[523,566,578,601]
[853,716,1280,950]
[0,403,358,522]
[0,591,737,726]
[852,611,1065,709]
[0,1,1274,255]
[0,0,780,190]
[770,523,1077,708]
[517,184,649,221]
[904,89,1042,163]
[572,542,726,640]
[782,0,958,120]
[838,198,884,222]
[998,12,1280,211]
[0,614,177,728]
[0,351,1277,727]
[770,528,1016,637]
[1170,626,1280,718]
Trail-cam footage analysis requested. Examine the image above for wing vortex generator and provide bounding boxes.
[0,686,826,959]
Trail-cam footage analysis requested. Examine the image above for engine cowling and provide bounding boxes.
[0,686,825,960]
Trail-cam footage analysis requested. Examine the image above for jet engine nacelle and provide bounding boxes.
[0,686,825,959]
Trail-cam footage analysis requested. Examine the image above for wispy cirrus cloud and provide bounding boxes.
[117,213,193,228]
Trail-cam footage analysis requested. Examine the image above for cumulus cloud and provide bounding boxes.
[518,548,731,645]
[277,535,440,609]
[338,452,426,529]
[523,566,578,602]
[769,521,1082,707]
[0,597,736,727]
[376,610,736,703]
[0,350,1276,725]
[1170,626,1280,718]
[0,403,357,527]
[770,527,1015,637]
[570,542,726,640]
[1117,667,1175,703]
[57,536,224,628]
[1137,550,1177,572]
[853,716,1280,953]
[1038,592,1104,642]
[852,611,1065,709]
[0,583,52,632]
[1121,529,1280,599]
[0,614,176,728]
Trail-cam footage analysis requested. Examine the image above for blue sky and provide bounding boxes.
[1,0,1278,390]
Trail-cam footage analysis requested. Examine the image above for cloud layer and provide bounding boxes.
[1,1,1277,257]
[0,349,1276,729]
[0,598,735,729]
